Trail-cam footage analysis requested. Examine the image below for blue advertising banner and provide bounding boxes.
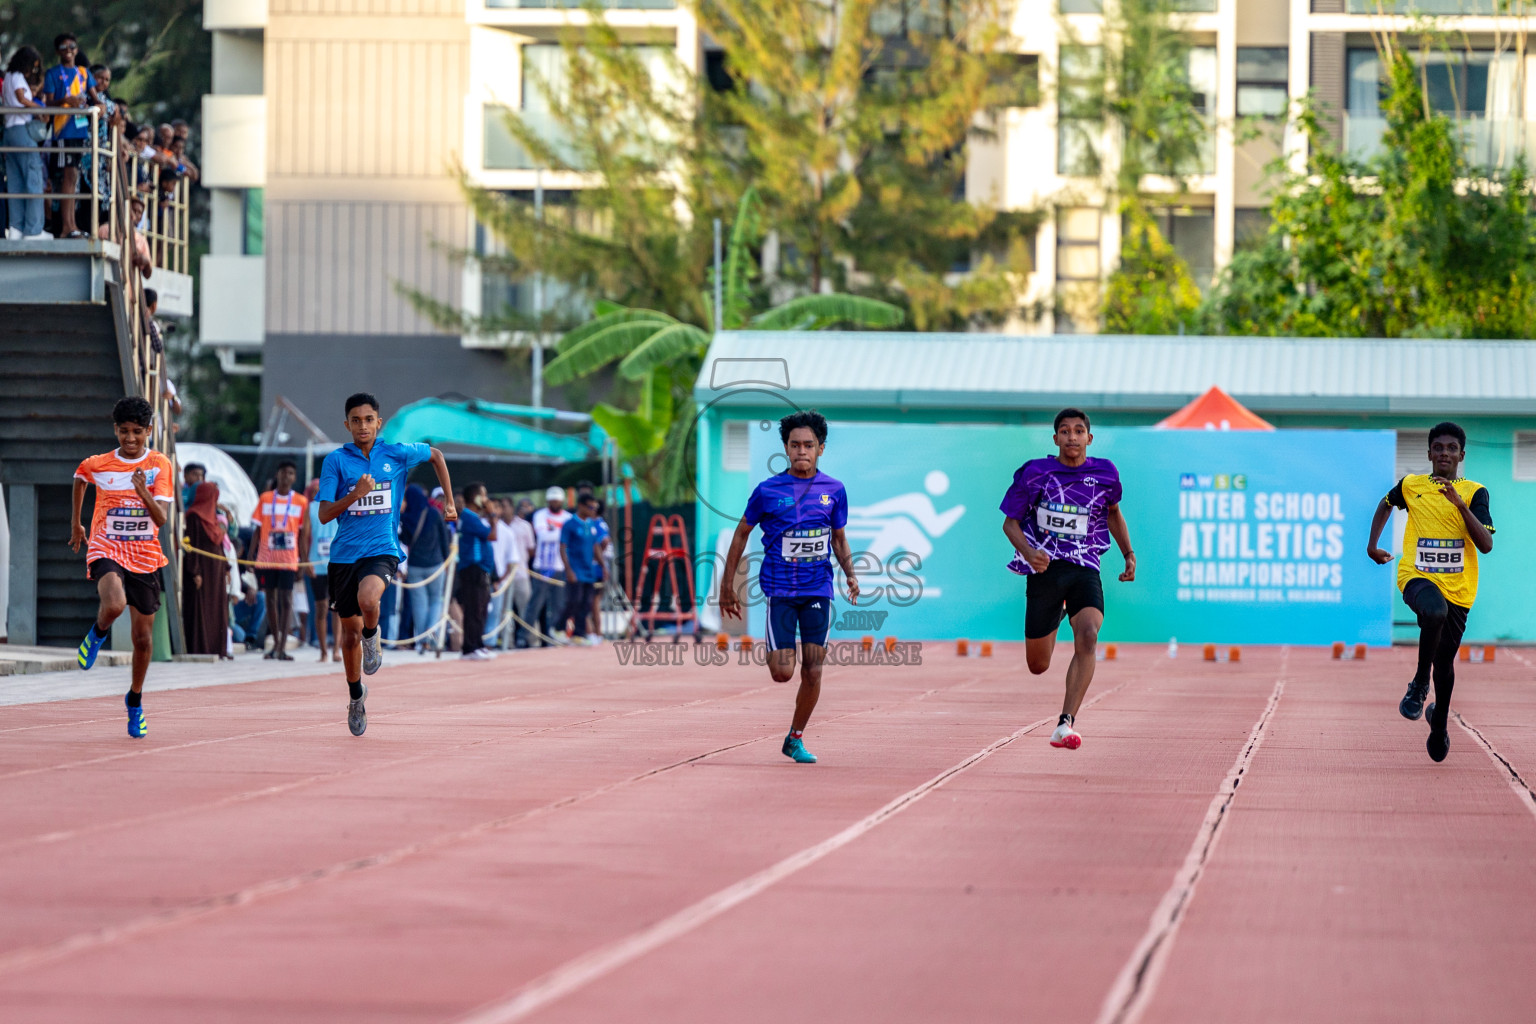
[745,423,1396,644]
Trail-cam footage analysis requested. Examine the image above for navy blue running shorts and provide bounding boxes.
[765,595,832,651]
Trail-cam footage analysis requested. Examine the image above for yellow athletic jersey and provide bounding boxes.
[1387,475,1493,608]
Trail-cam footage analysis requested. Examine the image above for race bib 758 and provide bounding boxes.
[781,528,830,562]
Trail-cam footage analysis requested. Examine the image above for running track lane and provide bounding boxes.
[1131,649,1536,1024]
[1,645,1533,1021]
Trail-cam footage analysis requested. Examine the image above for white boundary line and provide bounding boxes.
[454,682,1132,1024]
[1093,656,1288,1024]
[1453,711,1536,825]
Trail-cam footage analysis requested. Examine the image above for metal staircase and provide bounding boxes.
[1,114,185,650]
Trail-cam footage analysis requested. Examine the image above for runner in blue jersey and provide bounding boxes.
[720,411,860,764]
[1000,408,1135,750]
[318,392,457,736]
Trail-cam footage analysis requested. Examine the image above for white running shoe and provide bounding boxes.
[361,630,383,675]
[3,227,20,240]
[24,230,53,240]
[1049,717,1082,750]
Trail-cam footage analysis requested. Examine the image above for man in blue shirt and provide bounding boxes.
[455,482,499,661]
[318,392,456,735]
[42,34,98,239]
[559,495,604,644]
[720,411,859,763]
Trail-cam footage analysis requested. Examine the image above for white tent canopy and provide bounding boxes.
[176,443,259,525]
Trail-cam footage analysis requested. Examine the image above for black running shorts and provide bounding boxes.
[256,568,296,591]
[310,573,330,604]
[89,558,163,616]
[1024,560,1104,640]
[329,556,398,619]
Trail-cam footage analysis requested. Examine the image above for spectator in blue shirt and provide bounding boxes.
[455,483,498,661]
[42,34,98,239]
[232,582,267,651]
[559,495,603,644]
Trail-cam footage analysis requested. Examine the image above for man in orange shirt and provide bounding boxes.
[246,460,309,661]
[71,397,174,738]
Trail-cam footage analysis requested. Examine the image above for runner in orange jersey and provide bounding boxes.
[71,397,174,738]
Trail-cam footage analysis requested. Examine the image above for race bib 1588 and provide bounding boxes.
[1416,537,1464,574]
[105,507,155,540]
[781,528,830,562]
[1036,503,1089,538]
[349,481,393,516]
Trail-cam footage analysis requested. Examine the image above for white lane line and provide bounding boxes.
[452,681,1132,1024]
[1094,655,1288,1024]
[1453,711,1536,825]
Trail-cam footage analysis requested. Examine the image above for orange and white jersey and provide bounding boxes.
[252,489,308,569]
[75,449,174,574]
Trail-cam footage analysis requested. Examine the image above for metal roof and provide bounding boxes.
[693,332,1536,415]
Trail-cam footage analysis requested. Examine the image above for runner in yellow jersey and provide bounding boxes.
[1366,422,1494,763]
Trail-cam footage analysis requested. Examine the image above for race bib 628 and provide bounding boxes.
[105,507,155,540]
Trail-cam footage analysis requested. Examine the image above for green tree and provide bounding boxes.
[699,0,1032,329]
[1205,50,1536,338]
[1056,0,1212,333]
[540,190,903,503]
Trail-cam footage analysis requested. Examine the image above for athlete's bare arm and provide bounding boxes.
[132,470,169,528]
[69,478,88,551]
[1366,499,1394,564]
[1437,478,1494,554]
[718,518,754,620]
[1105,504,1135,582]
[429,448,458,522]
[831,527,860,604]
[319,474,374,525]
[1002,517,1049,572]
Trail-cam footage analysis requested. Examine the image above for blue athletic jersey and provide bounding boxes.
[318,441,432,564]
[743,471,848,598]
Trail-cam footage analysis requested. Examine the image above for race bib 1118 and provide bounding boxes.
[349,481,393,516]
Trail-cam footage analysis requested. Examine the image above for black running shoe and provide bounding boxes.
[1399,678,1430,721]
[1425,702,1449,762]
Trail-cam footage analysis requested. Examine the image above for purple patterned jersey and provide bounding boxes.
[999,456,1123,574]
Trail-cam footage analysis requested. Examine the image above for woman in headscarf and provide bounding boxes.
[182,481,231,656]
[400,483,452,652]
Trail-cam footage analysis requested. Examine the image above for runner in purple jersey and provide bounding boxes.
[721,411,860,764]
[1000,408,1136,750]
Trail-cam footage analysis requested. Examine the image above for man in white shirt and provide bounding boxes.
[504,498,536,647]
[527,486,571,646]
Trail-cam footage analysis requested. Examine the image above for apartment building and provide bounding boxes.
[201,0,1536,414]
[199,0,698,430]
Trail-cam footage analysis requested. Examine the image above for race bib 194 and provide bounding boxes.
[1036,503,1089,538]
[1416,537,1464,574]
[349,481,393,516]
[781,528,830,562]
[105,507,155,540]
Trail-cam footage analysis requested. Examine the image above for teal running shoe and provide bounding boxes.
[782,733,817,764]
[78,624,107,670]
[125,695,147,739]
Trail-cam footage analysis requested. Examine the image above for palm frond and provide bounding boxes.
[554,307,673,355]
[749,294,905,331]
[543,320,669,385]
[617,322,712,380]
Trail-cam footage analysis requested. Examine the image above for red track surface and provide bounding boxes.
[2,643,1534,1023]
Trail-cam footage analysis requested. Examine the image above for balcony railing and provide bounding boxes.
[1345,0,1501,12]
[1345,113,1536,169]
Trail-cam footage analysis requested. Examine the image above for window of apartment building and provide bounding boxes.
[1057,45,1102,176]
[484,44,680,170]
[1056,207,1101,281]
[1348,48,1514,120]
[1151,207,1215,287]
[1237,47,1289,119]
[474,192,590,323]
[242,188,264,256]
